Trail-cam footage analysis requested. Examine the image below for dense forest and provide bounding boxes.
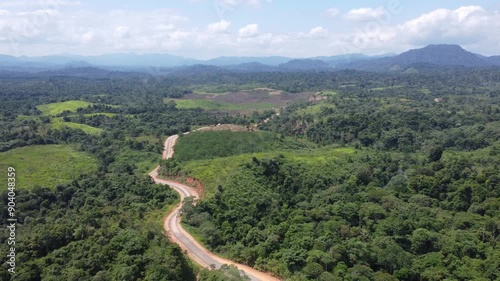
[1,66,500,280]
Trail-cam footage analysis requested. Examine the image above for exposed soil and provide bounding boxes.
[184,88,314,107]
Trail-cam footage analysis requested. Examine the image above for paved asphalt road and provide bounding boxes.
[149,134,280,281]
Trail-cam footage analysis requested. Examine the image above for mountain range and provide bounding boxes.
[0,44,499,73]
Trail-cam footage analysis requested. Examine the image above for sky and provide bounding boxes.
[1,0,499,59]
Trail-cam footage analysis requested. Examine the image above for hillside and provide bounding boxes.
[343,44,495,71]
[392,44,488,66]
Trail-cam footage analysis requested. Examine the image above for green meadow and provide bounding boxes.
[164,99,275,111]
[37,100,93,116]
[51,118,103,135]
[0,145,98,189]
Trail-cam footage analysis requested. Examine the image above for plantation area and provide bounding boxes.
[0,145,98,189]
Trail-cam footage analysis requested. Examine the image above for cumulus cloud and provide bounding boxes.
[238,24,259,37]
[309,26,328,37]
[299,26,329,38]
[0,3,499,58]
[344,6,386,21]
[325,8,340,18]
[398,6,499,46]
[217,0,271,8]
[207,20,231,34]
[0,0,81,9]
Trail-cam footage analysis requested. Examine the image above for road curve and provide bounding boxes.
[149,135,280,281]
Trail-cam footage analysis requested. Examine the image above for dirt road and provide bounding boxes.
[149,135,280,281]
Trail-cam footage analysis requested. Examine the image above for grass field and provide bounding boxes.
[37,100,93,116]
[82,113,118,117]
[296,103,335,116]
[421,88,431,95]
[321,91,338,96]
[51,118,103,135]
[0,145,98,189]
[371,85,404,91]
[164,99,275,111]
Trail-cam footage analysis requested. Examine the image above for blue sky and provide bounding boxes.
[1,0,499,58]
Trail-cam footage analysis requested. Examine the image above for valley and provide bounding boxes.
[0,44,499,281]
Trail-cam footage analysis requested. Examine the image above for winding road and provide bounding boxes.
[149,135,280,281]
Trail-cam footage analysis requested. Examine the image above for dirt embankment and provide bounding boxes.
[163,175,205,198]
[197,124,258,132]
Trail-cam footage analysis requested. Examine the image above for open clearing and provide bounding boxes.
[0,145,98,189]
[165,88,314,112]
[51,118,103,135]
[296,103,335,116]
[37,100,93,115]
[164,99,275,111]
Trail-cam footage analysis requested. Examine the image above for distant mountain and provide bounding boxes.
[279,59,331,71]
[342,44,497,71]
[224,62,278,72]
[81,53,199,67]
[205,56,291,66]
[392,44,488,67]
[0,54,19,63]
[487,56,500,66]
[0,44,498,73]
[168,64,230,76]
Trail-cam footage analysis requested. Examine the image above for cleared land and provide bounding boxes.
[51,118,103,135]
[0,145,98,189]
[37,100,93,115]
[164,88,314,112]
[36,101,106,134]
[164,99,275,111]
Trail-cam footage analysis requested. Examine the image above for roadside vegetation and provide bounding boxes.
[161,71,500,280]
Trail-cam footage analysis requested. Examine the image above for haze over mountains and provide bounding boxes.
[1,44,499,73]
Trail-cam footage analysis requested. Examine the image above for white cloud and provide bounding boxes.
[0,3,499,58]
[0,0,80,9]
[217,0,270,8]
[207,20,231,34]
[238,24,259,37]
[114,26,130,39]
[309,26,328,38]
[17,9,59,17]
[336,5,500,56]
[325,8,340,18]
[398,6,498,45]
[299,26,329,39]
[344,6,386,21]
